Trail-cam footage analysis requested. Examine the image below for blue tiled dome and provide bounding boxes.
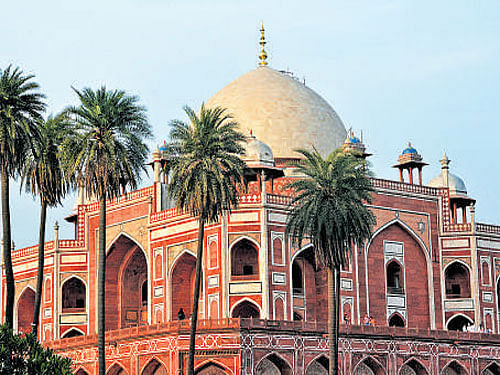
[349,136,361,144]
[402,144,417,155]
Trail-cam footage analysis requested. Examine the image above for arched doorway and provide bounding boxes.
[171,252,196,320]
[142,358,167,375]
[445,262,471,298]
[389,313,405,327]
[354,357,385,375]
[107,363,127,375]
[256,353,292,375]
[17,287,35,334]
[442,361,467,375]
[292,246,325,322]
[106,235,148,330]
[400,359,429,375]
[447,314,473,331]
[306,356,329,375]
[232,300,260,318]
[195,362,228,375]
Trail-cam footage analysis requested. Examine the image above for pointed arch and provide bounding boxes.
[62,276,86,311]
[195,360,232,375]
[442,360,468,375]
[290,242,313,263]
[170,251,197,320]
[169,248,197,276]
[61,327,85,338]
[106,234,150,330]
[229,235,260,250]
[388,312,405,327]
[74,367,90,375]
[306,354,329,375]
[367,219,429,256]
[353,356,386,375]
[256,352,292,375]
[444,261,471,299]
[446,313,473,331]
[141,357,168,375]
[230,298,261,318]
[106,231,147,258]
[400,358,429,375]
[482,361,500,375]
[107,362,128,375]
[230,237,259,279]
[15,285,36,333]
[366,220,433,329]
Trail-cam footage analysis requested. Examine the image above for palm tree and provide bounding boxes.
[0,65,45,328]
[22,113,74,338]
[63,87,151,375]
[285,148,376,375]
[165,105,246,375]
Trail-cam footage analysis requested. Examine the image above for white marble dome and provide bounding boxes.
[428,172,467,196]
[244,134,275,168]
[205,66,347,159]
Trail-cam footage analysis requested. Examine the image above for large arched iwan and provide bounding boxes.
[367,223,430,328]
[106,235,148,330]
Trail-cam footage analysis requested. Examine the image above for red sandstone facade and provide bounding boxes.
[3,165,500,375]
[2,62,500,374]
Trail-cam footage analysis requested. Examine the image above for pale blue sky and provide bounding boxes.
[2,0,499,248]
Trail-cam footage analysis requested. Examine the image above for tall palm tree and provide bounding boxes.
[286,148,376,375]
[0,65,45,328]
[22,113,74,338]
[165,105,246,375]
[63,87,151,375]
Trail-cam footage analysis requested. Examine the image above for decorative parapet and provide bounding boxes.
[84,186,154,213]
[370,178,440,196]
[12,241,55,259]
[476,223,500,235]
[266,194,292,206]
[239,194,261,204]
[150,207,183,223]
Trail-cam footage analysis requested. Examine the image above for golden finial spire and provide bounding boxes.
[259,21,268,66]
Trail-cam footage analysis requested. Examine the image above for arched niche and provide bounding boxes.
[447,314,473,331]
[367,222,430,329]
[142,358,167,375]
[62,277,86,312]
[170,251,196,320]
[106,235,148,330]
[400,359,429,375]
[388,313,405,327]
[442,361,468,375]
[445,262,471,299]
[75,368,90,375]
[354,357,386,375]
[107,363,127,375]
[195,362,228,375]
[291,245,325,322]
[17,287,35,334]
[256,353,292,375]
[306,356,329,375]
[231,238,259,280]
[231,300,261,319]
[386,260,404,294]
[62,328,84,338]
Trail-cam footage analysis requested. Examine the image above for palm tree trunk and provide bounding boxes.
[32,200,47,338]
[1,166,14,328]
[328,266,341,375]
[187,218,205,375]
[98,194,107,375]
